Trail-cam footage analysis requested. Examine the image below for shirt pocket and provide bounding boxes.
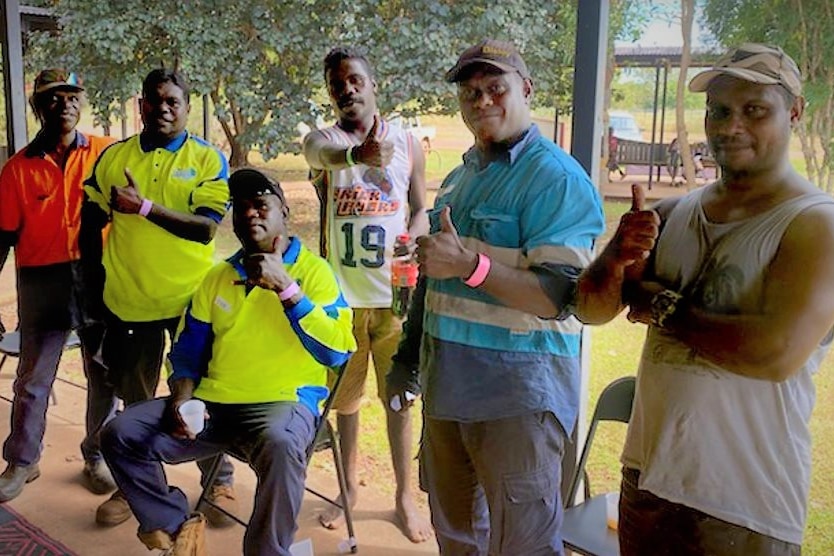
[469,206,520,248]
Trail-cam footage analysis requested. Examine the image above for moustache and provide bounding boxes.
[338,96,360,108]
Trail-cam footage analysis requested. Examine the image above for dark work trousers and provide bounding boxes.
[3,262,117,467]
[619,467,801,556]
[102,399,316,556]
[421,412,567,556]
[101,310,180,406]
[97,308,233,486]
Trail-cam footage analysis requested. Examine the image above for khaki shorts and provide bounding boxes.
[330,307,403,414]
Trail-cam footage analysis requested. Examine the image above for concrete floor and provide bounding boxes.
[0,375,437,556]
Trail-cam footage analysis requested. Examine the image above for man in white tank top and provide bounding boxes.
[303,47,431,543]
[614,43,834,554]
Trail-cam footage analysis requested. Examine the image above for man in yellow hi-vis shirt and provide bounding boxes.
[100,168,355,556]
[79,68,233,528]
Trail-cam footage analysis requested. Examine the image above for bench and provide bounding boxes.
[615,139,716,170]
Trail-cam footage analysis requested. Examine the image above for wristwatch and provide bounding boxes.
[650,289,683,329]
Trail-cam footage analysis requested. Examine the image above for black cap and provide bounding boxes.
[229,168,285,202]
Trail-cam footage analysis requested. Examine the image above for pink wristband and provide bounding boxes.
[463,253,491,288]
[278,281,300,301]
[138,198,153,217]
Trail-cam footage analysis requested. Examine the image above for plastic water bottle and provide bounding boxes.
[391,233,418,317]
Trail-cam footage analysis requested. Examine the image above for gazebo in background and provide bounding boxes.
[613,45,717,189]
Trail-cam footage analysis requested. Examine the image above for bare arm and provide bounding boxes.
[79,199,109,320]
[630,203,834,381]
[303,115,392,170]
[406,135,429,240]
[110,169,217,244]
[303,129,353,170]
[143,203,218,244]
[573,185,661,324]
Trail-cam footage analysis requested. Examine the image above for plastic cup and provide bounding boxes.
[605,492,619,530]
[178,399,206,435]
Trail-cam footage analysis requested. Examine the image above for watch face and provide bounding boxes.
[650,290,682,328]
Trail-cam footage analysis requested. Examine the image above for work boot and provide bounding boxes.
[96,490,132,526]
[82,460,117,495]
[202,484,238,528]
[0,463,40,502]
[138,512,207,556]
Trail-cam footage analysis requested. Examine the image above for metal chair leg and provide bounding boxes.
[329,423,357,553]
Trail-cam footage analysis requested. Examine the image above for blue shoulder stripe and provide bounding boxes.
[296,385,329,418]
[167,307,214,384]
[286,297,351,367]
[323,292,350,319]
[192,135,230,180]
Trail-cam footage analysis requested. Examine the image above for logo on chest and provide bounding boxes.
[173,167,198,180]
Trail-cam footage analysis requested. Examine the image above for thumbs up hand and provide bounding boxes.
[607,184,660,278]
[353,114,394,168]
[415,206,477,280]
[110,168,145,214]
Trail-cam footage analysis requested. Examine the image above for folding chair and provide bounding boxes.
[562,376,636,556]
[196,361,358,554]
[0,329,82,406]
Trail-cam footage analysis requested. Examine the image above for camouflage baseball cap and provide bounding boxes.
[33,68,84,95]
[689,43,802,97]
[445,39,530,83]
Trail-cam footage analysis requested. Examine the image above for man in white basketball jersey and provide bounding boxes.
[303,46,431,543]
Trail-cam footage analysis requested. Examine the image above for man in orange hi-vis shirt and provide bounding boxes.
[0,69,115,502]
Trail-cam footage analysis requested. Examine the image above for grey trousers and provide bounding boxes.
[3,262,116,467]
[101,398,316,556]
[421,412,566,555]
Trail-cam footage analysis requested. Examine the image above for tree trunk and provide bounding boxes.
[228,142,250,168]
[210,88,250,168]
[677,0,697,189]
[602,35,616,187]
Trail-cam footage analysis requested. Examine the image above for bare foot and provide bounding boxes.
[318,488,357,530]
[396,495,433,543]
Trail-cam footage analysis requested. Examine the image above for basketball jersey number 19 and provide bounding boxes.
[339,222,386,269]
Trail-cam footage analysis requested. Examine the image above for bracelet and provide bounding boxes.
[463,253,491,288]
[650,289,683,329]
[278,281,301,301]
[345,146,356,167]
[138,198,153,218]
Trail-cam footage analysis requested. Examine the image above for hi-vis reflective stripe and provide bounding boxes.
[458,235,594,270]
[425,290,583,335]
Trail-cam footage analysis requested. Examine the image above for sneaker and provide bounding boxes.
[202,484,238,528]
[82,460,117,495]
[138,512,206,556]
[0,463,40,502]
[96,490,132,526]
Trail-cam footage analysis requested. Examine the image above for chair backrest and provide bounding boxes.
[565,376,636,506]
